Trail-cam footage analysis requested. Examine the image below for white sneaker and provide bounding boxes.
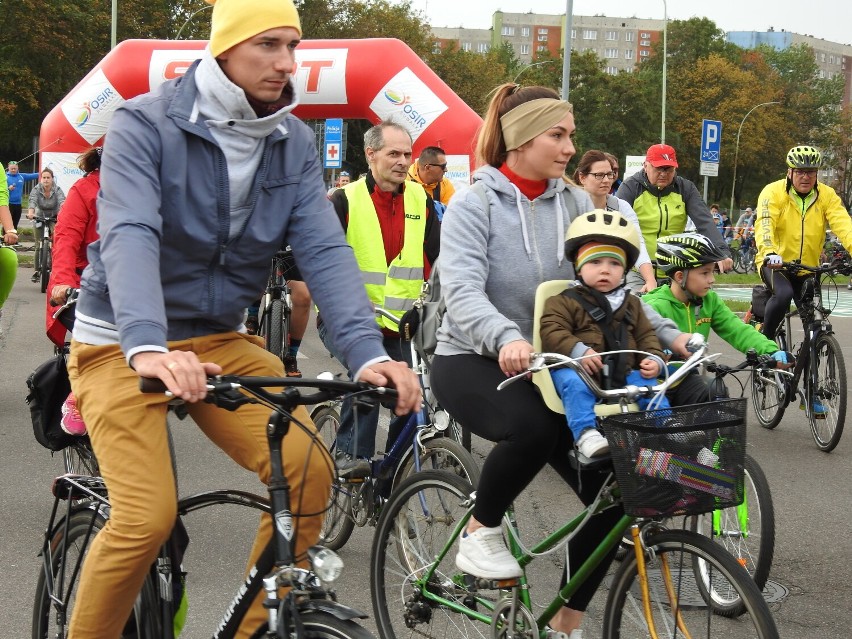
[456,526,522,579]
[576,429,609,457]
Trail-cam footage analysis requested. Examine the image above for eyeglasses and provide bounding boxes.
[792,169,818,177]
[425,163,448,172]
[587,171,616,181]
[650,166,676,174]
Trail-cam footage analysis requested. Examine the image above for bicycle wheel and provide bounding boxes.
[263,297,285,361]
[394,436,480,490]
[732,251,745,274]
[40,241,51,294]
[33,508,161,639]
[313,403,356,550]
[807,333,847,451]
[371,470,483,639]
[751,362,788,430]
[690,454,775,617]
[250,610,375,638]
[602,529,779,638]
[63,439,100,476]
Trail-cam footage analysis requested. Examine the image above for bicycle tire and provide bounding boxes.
[807,333,847,452]
[732,251,745,274]
[752,336,788,430]
[690,454,776,617]
[394,436,480,491]
[63,439,100,476]
[40,242,51,294]
[249,610,375,638]
[371,470,481,639]
[602,529,779,638]
[264,298,286,361]
[313,404,356,550]
[32,508,161,639]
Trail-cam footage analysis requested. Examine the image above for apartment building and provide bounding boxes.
[432,11,666,75]
[727,29,852,107]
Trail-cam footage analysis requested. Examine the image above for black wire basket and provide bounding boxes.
[602,399,747,518]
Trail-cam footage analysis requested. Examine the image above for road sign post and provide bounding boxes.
[324,118,343,171]
[700,119,722,202]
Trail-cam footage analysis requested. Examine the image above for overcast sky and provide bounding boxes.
[420,0,850,46]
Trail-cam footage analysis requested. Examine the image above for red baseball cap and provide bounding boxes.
[646,143,679,168]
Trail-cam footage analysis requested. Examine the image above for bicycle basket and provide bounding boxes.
[602,398,747,518]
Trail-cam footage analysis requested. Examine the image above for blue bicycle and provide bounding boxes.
[314,307,480,550]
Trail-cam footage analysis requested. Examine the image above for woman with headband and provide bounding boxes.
[430,84,688,637]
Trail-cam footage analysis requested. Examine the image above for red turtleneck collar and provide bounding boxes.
[498,164,548,201]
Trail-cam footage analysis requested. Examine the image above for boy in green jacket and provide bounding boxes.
[643,233,787,406]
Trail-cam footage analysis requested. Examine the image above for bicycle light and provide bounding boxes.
[308,546,344,583]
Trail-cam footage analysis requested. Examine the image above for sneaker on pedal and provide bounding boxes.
[801,399,827,417]
[60,394,88,436]
[456,526,522,579]
[31,271,40,283]
[336,454,371,479]
[576,428,609,457]
[283,354,302,378]
[244,315,259,335]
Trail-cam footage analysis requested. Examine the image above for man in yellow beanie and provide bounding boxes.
[64,1,421,637]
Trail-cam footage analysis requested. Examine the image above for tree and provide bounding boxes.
[827,106,852,209]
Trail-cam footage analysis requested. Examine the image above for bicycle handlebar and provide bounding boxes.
[705,348,783,376]
[780,259,852,276]
[139,374,399,412]
[498,333,716,403]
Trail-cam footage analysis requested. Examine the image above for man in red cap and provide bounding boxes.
[616,143,732,285]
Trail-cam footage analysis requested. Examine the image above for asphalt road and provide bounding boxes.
[3,265,852,637]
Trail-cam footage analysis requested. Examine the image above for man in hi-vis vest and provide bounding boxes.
[325,120,441,477]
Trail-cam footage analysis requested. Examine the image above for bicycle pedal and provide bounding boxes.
[469,576,521,590]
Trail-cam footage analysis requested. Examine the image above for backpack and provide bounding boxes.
[25,352,76,451]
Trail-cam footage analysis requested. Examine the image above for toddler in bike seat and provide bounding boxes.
[541,210,668,458]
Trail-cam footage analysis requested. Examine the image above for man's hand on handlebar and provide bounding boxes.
[765,254,783,269]
[358,360,421,416]
[131,351,223,403]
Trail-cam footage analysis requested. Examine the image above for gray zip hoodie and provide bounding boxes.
[436,165,681,359]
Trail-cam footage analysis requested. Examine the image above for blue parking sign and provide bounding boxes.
[700,119,722,163]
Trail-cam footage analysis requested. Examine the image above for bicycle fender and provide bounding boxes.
[298,599,368,620]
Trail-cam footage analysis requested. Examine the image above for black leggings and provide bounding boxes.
[760,265,809,338]
[431,353,623,611]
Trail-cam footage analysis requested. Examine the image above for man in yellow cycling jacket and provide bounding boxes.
[756,145,852,339]
[326,121,440,477]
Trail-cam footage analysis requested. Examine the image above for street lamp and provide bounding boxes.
[111,0,117,49]
[562,0,574,100]
[176,3,214,40]
[729,101,781,218]
[661,0,667,143]
[513,60,556,84]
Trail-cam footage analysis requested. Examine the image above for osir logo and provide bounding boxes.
[60,69,123,144]
[369,68,448,142]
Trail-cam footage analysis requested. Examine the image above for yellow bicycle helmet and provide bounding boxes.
[786,145,822,169]
[564,209,641,270]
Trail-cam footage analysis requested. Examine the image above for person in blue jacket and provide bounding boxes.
[5,160,39,229]
[65,0,420,635]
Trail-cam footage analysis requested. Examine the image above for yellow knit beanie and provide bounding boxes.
[205,0,302,57]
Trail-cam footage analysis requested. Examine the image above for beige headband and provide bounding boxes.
[500,98,573,151]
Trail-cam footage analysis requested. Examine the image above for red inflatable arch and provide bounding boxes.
[39,38,483,194]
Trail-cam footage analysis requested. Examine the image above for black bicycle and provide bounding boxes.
[750,260,852,451]
[732,237,756,274]
[34,215,55,294]
[260,248,295,364]
[33,374,396,639]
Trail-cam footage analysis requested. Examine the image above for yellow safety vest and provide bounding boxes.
[343,179,427,331]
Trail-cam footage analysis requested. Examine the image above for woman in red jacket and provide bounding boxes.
[45,146,101,435]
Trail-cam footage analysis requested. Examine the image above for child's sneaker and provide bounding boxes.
[60,394,88,436]
[576,429,609,457]
[456,526,522,579]
[801,399,827,418]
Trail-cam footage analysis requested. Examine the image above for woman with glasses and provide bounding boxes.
[574,149,656,292]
